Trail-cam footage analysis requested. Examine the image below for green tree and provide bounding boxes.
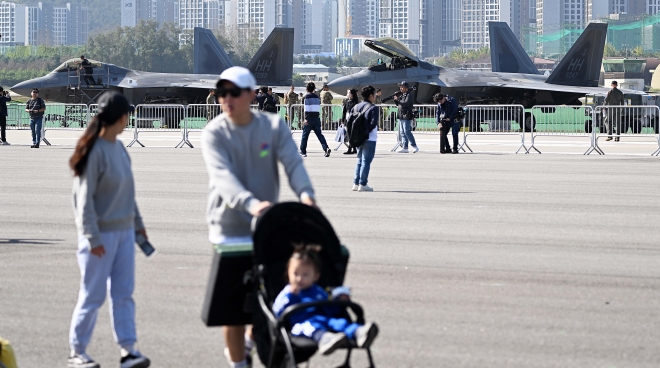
[604,43,617,57]
[292,73,306,87]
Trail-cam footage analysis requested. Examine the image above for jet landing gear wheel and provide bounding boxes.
[523,113,536,132]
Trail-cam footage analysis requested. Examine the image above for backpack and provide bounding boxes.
[346,103,373,148]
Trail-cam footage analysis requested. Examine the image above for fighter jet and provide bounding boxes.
[11,27,294,105]
[327,22,645,130]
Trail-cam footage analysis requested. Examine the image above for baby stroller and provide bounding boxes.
[251,202,376,368]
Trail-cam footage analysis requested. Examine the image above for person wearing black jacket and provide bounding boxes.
[394,81,418,153]
[435,93,459,154]
[352,85,379,192]
[341,89,359,154]
[0,87,12,145]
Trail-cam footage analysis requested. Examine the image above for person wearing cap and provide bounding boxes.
[435,93,460,154]
[0,86,12,145]
[284,85,300,128]
[300,82,332,157]
[25,88,46,148]
[68,91,150,368]
[394,81,419,153]
[320,84,334,129]
[201,67,318,368]
[604,80,624,142]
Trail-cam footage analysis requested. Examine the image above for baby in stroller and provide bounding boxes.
[272,244,379,355]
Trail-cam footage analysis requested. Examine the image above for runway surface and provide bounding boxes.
[1,130,660,368]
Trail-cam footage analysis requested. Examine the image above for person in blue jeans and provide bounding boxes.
[25,88,46,148]
[352,85,379,192]
[300,82,331,157]
[394,81,419,153]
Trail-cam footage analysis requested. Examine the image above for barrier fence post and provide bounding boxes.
[460,104,526,153]
[592,105,660,155]
[526,105,596,155]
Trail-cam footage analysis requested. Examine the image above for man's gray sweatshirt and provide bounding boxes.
[72,138,145,248]
[201,111,315,241]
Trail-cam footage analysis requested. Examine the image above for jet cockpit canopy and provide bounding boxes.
[365,38,420,71]
[53,59,103,73]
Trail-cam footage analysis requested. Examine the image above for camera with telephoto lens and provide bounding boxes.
[382,91,402,103]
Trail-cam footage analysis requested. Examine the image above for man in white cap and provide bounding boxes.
[201,67,318,368]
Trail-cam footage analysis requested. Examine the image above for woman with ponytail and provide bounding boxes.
[68,92,150,368]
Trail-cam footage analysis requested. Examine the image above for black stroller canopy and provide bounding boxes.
[253,202,347,291]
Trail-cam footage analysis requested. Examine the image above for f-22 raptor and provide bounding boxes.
[11,27,294,105]
[328,22,646,130]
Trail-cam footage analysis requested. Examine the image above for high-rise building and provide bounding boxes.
[178,0,223,30]
[0,1,88,46]
[377,0,421,55]
[123,0,180,27]
[440,0,462,55]
[462,0,511,50]
[293,0,337,53]
[419,0,443,57]
[227,0,276,40]
[536,0,585,56]
[650,0,660,15]
[338,0,377,38]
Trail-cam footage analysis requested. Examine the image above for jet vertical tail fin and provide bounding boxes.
[246,28,294,86]
[545,23,607,87]
[489,22,540,75]
[193,27,234,74]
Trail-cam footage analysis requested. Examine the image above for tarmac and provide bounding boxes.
[2,129,660,368]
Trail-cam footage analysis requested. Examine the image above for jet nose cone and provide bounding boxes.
[328,76,358,93]
[12,79,42,96]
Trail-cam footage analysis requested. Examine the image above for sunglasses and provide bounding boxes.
[217,86,250,98]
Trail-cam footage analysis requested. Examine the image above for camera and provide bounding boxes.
[382,91,402,103]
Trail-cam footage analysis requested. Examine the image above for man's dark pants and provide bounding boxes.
[0,115,6,142]
[452,121,460,150]
[439,122,451,152]
[299,116,329,154]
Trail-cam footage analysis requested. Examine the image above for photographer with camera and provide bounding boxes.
[0,87,11,145]
[394,81,418,153]
[435,93,460,154]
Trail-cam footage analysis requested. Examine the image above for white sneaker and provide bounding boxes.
[352,184,359,191]
[224,347,253,368]
[68,352,100,368]
[0,141,9,145]
[358,185,373,192]
[398,148,409,153]
[412,146,419,153]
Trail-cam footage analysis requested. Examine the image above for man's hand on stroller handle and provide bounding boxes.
[249,201,273,217]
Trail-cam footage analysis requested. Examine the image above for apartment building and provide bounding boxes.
[121,0,178,27]
[462,0,511,50]
[0,1,88,46]
[178,0,223,30]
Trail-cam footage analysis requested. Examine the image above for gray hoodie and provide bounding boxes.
[201,111,315,241]
[72,138,144,248]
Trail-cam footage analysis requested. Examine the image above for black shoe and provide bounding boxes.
[324,148,331,157]
[452,149,458,154]
[615,137,620,142]
[30,145,35,148]
[120,351,150,368]
[343,149,352,154]
[34,144,40,148]
[351,148,357,154]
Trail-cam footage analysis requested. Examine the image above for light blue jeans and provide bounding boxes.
[354,140,377,186]
[69,228,137,354]
[30,117,42,145]
[399,119,417,149]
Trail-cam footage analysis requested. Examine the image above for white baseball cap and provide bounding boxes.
[217,66,257,90]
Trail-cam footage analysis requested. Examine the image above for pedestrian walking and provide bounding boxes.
[201,66,318,368]
[352,85,379,192]
[394,82,418,153]
[68,91,150,368]
[300,82,331,157]
[25,88,46,148]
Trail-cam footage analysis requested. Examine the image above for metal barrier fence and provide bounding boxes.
[527,105,595,155]
[593,105,660,156]
[461,105,526,154]
[133,104,188,148]
[184,104,222,148]
[41,103,89,146]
